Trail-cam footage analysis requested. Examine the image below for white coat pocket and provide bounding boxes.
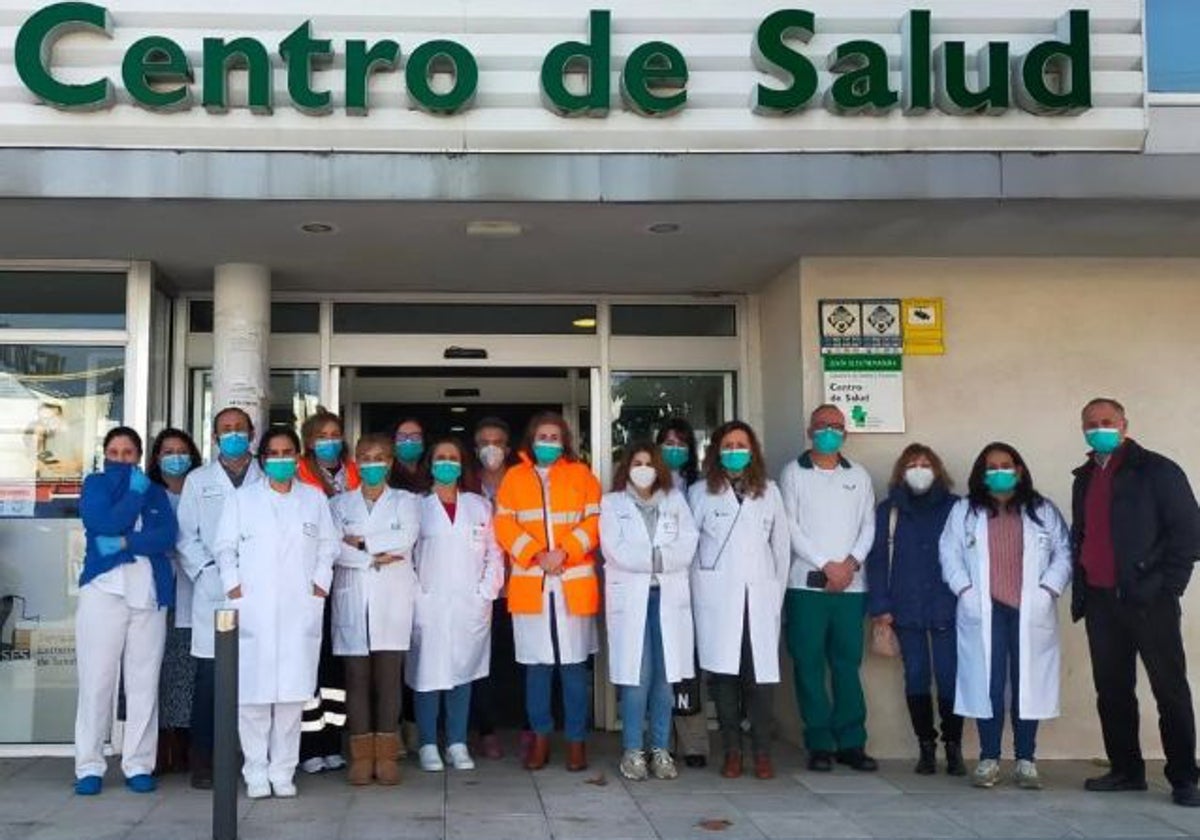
[957,587,982,625]
[1032,586,1058,629]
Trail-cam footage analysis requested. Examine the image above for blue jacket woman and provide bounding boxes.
[866,443,962,777]
[75,426,177,796]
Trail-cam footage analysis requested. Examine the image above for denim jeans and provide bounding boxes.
[527,664,590,741]
[415,683,472,747]
[977,601,1038,761]
[619,588,673,751]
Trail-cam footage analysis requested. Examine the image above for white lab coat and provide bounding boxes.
[176,459,263,658]
[213,480,339,705]
[688,480,791,683]
[407,492,505,691]
[329,486,421,656]
[939,498,1072,721]
[600,488,699,686]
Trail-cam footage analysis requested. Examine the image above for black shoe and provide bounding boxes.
[1172,784,1200,807]
[684,754,707,769]
[1085,771,1148,792]
[189,749,213,790]
[836,748,878,772]
[944,742,966,777]
[915,740,937,776]
[807,751,834,772]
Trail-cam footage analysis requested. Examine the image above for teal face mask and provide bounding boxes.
[533,441,563,467]
[661,445,689,471]
[264,457,298,483]
[160,453,192,478]
[313,439,343,462]
[394,439,424,464]
[984,469,1019,495]
[812,427,845,455]
[359,462,389,487]
[720,449,752,472]
[1085,428,1122,455]
[431,460,463,486]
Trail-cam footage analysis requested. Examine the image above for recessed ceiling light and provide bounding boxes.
[573,318,597,329]
[450,406,467,414]
[466,220,523,237]
[450,425,466,432]
[299,222,337,234]
[647,222,681,234]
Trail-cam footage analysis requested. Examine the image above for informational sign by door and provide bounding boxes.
[902,298,945,355]
[823,355,905,433]
[820,298,901,354]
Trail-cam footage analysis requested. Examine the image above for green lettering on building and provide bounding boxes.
[280,21,333,116]
[122,35,193,111]
[936,41,1010,115]
[1015,10,1091,114]
[406,40,478,115]
[540,9,611,117]
[826,40,899,114]
[345,39,401,116]
[15,1,113,111]
[753,9,819,115]
[900,10,931,113]
[620,41,688,116]
[202,36,273,114]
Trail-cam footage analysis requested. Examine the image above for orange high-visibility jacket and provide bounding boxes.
[297,457,361,497]
[493,454,601,616]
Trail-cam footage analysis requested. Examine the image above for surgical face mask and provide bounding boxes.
[533,441,563,467]
[812,427,845,456]
[984,468,1019,495]
[629,465,657,490]
[431,460,463,485]
[313,439,343,463]
[904,466,935,495]
[217,431,250,459]
[1085,428,1122,455]
[720,448,752,473]
[264,457,298,483]
[160,453,192,478]
[478,444,506,471]
[359,461,389,487]
[394,439,424,464]
[661,445,689,471]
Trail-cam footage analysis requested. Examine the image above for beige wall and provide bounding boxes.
[760,257,1200,759]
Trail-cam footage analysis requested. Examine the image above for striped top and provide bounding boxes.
[988,508,1024,609]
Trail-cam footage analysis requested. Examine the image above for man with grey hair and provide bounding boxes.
[1071,397,1200,807]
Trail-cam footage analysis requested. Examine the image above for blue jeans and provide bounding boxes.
[977,601,1038,761]
[415,683,472,747]
[619,588,673,751]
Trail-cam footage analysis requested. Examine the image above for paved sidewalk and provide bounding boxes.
[2,736,1198,840]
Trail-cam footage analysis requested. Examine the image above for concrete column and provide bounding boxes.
[212,264,271,437]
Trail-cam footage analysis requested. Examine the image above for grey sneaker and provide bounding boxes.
[973,759,1001,788]
[619,749,648,781]
[649,748,678,780]
[1015,759,1042,790]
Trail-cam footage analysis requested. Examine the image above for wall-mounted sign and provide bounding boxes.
[820,298,901,355]
[902,298,945,355]
[823,355,905,433]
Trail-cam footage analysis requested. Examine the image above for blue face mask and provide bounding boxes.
[264,457,298,483]
[1085,428,1122,455]
[218,431,250,459]
[812,427,845,455]
[720,449,752,472]
[313,439,343,463]
[984,468,1019,495]
[533,441,563,467]
[359,462,389,487]
[431,460,463,486]
[661,445,689,471]
[395,440,424,464]
[160,453,192,477]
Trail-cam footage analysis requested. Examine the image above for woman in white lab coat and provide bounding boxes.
[329,434,420,786]
[601,442,699,782]
[939,442,1071,792]
[213,427,338,800]
[689,420,790,781]
[407,437,504,772]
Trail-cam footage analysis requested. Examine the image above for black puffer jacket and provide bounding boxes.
[1071,439,1200,621]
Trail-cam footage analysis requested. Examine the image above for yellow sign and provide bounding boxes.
[902,298,945,355]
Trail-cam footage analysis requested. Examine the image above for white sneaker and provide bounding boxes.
[446,743,475,771]
[299,757,326,774]
[323,753,346,771]
[1015,759,1042,790]
[619,749,648,781]
[649,748,678,780]
[271,780,297,798]
[973,759,1001,788]
[246,780,271,799]
[419,744,444,772]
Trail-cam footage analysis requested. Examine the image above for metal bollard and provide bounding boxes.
[213,608,239,840]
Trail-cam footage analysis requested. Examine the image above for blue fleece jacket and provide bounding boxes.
[78,466,177,609]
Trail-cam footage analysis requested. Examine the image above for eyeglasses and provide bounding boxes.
[395,433,423,443]
[812,423,846,432]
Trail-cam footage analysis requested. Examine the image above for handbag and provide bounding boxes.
[870,506,901,659]
[671,674,702,716]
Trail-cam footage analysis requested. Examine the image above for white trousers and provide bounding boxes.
[238,702,304,786]
[74,585,167,779]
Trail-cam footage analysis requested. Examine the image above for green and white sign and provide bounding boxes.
[823,355,905,434]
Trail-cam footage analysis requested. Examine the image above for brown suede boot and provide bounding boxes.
[374,732,402,786]
[566,740,588,772]
[524,734,550,771]
[347,734,375,786]
[721,750,743,779]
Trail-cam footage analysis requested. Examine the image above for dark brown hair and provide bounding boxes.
[147,428,202,486]
[425,436,481,495]
[888,443,954,490]
[702,420,767,498]
[611,441,673,495]
[256,426,301,466]
[519,411,578,462]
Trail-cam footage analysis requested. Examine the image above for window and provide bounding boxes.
[610,305,737,337]
[609,372,734,465]
[1147,0,1200,92]
[190,369,321,459]
[334,303,597,335]
[0,273,126,330]
[187,301,320,334]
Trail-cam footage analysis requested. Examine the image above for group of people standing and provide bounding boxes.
[71,396,1200,809]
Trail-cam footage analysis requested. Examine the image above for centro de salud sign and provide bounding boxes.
[16,3,1092,118]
